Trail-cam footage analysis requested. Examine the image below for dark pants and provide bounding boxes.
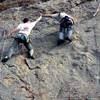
[7,33,33,58]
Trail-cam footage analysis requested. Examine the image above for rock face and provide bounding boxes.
[0,0,100,100]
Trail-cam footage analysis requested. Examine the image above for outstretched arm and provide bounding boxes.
[42,14,53,17]
[33,15,42,26]
[43,13,59,19]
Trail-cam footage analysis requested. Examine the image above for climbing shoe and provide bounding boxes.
[1,56,9,63]
[28,55,35,59]
[57,40,65,46]
[65,37,72,43]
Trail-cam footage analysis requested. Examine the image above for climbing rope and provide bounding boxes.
[0,0,19,61]
[93,2,100,88]
[93,2,100,48]
[0,1,10,61]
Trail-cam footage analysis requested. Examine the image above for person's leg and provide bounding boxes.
[66,26,73,43]
[59,26,65,40]
[57,26,65,45]
[67,27,73,39]
[2,39,19,62]
[24,41,34,59]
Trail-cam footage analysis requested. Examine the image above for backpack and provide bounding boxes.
[60,16,73,28]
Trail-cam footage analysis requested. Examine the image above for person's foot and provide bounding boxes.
[28,55,35,59]
[65,37,72,43]
[1,56,9,63]
[68,39,72,43]
[57,40,65,46]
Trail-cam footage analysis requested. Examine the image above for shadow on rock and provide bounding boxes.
[0,31,58,59]
[31,32,58,58]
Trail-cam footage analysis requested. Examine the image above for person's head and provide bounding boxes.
[23,18,29,23]
[65,16,69,20]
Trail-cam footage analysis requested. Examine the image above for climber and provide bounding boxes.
[42,11,74,45]
[1,14,42,63]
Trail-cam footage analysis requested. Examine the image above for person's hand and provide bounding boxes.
[42,14,52,17]
[41,13,45,17]
[39,12,42,17]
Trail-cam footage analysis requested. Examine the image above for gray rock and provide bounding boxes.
[0,0,100,100]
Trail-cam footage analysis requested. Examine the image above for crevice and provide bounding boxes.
[34,70,44,82]
[4,63,30,85]
[20,85,35,100]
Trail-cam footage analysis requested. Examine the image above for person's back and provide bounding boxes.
[60,16,73,28]
[17,20,40,36]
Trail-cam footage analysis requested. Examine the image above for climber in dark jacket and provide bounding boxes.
[2,15,42,63]
[43,11,74,45]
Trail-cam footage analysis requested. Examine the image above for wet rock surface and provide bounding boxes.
[0,0,100,100]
